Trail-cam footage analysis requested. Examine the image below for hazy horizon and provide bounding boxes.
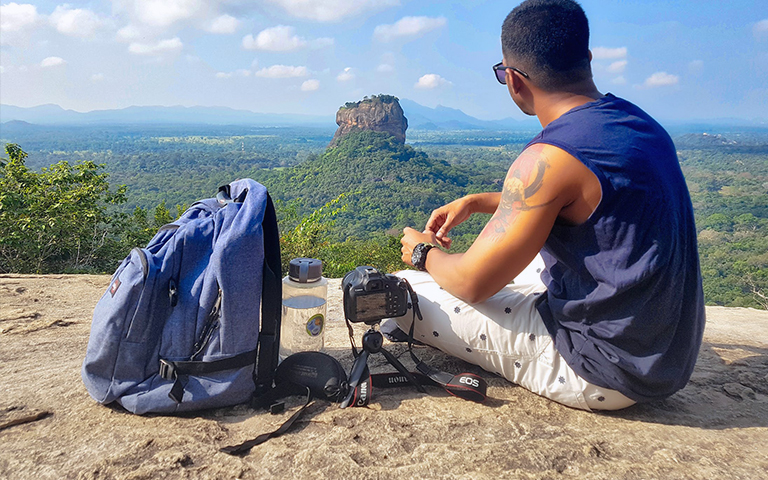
[2,101,766,129]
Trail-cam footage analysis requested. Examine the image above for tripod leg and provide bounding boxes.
[340,350,370,408]
[380,347,427,393]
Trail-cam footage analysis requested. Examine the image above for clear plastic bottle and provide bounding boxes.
[279,258,328,361]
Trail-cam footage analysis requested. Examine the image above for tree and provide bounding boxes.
[278,193,407,277]
[0,143,126,273]
[153,200,174,227]
[279,194,347,273]
[749,280,768,310]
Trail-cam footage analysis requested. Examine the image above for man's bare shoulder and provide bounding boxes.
[523,142,601,225]
[503,142,588,203]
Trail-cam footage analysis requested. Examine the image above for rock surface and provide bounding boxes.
[1,273,767,479]
[330,95,408,147]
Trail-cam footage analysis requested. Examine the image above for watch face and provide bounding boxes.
[412,243,432,271]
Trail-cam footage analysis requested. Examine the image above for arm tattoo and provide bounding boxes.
[480,145,553,242]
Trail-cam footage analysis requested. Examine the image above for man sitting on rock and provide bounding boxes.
[396,0,705,410]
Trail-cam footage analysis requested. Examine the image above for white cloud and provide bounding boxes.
[0,66,4,74]
[254,64,309,78]
[607,60,627,74]
[216,69,251,79]
[415,73,451,89]
[206,14,240,34]
[591,47,627,60]
[243,25,306,51]
[91,73,105,81]
[611,76,627,85]
[754,19,768,38]
[242,25,332,51]
[337,67,354,82]
[40,56,66,68]
[265,0,399,22]
[374,16,446,42]
[115,1,244,35]
[50,5,101,38]
[643,71,679,88]
[301,79,320,91]
[117,0,204,28]
[0,3,39,33]
[116,24,143,41]
[128,37,183,55]
[377,52,395,72]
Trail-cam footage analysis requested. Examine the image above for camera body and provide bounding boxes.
[342,266,410,324]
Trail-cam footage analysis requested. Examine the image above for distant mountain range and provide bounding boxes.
[2,101,763,132]
[398,99,539,130]
[0,104,332,127]
[0,101,540,131]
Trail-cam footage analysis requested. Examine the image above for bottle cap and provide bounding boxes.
[289,258,323,283]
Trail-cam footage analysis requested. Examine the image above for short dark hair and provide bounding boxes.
[501,0,591,90]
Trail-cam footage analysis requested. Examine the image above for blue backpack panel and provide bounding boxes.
[82,179,281,414]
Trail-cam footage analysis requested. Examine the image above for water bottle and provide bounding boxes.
[279,258,328,361]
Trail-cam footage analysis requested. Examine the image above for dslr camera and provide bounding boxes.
[342,266,410,324]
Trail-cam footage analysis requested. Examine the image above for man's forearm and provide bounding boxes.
[467,192,502,215]
[422,249,493,304]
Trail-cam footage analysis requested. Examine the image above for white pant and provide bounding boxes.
[395,256,635,411]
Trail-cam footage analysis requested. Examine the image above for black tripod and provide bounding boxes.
[339,324,426,408]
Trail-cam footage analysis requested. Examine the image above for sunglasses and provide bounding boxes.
[493,61,530,84]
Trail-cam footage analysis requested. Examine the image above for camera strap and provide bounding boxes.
[220,352,371,455]
[404,282,488,404]
[220,383,313,455]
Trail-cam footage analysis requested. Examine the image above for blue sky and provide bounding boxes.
[1,0,766,122]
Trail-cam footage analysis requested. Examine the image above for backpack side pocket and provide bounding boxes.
[82,248,158,403]
[124,248,160,344]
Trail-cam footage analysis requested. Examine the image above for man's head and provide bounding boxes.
[501,0,592,92]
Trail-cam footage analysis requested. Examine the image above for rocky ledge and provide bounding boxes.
[1,273,767,479]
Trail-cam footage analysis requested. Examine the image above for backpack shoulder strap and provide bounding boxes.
[255,193,281,395]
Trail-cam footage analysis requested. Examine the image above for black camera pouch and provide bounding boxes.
[275,352,351,402]
[221,352,371,455]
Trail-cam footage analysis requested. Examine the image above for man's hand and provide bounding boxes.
[400,227,439,266]
[425,193,501,249]
[424,197,472,249]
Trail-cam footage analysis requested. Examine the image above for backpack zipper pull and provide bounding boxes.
[169,279,179,307]
[191,289,222,360]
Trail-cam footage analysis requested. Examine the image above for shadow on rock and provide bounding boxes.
[603,342,768,429]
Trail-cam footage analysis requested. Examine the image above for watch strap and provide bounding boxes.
[412,242,437,271]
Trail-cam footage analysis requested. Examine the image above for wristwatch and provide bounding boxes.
[412,242,437,272]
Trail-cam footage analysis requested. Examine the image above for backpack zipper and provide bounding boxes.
[190,288,222,360]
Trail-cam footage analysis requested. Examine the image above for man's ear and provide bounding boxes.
[510,69,525,94]
[588,50,593,62]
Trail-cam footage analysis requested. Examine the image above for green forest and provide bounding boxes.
[1,122,767,309]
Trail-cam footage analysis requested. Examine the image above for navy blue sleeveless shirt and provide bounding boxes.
[528,94,705,402]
